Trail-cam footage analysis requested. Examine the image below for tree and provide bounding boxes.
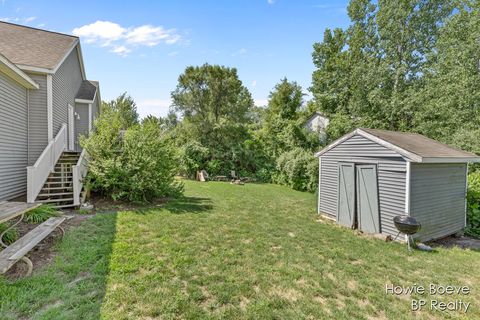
[263,78,306,157]
[170,64,256,176]
[413,0,480,147]
[311,0,454,138]
[172,64,253,126]
[103,92,139,129]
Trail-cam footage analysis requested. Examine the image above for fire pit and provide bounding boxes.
[393,215,421,251]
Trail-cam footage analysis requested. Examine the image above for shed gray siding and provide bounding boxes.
[26,73,48,165]
[0,72,28,200]
[319,134,407,237]
[74,102,89,151]
[410,163,467,241]
[52,47,83,140]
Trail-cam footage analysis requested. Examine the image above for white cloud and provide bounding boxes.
[0,16,36,23]
[251,80,257,87]
[72,21,125,46]
[72,20,182,56]
[125,25,180,46]
[231,48,247,56]
[254,99,268,107]
[137,99,172,118]
[111,45,131,57]
[267,0,275,4]
[168,51,179,56]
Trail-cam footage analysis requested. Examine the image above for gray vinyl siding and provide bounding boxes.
[0,72,28,200]
[410,163,467,241]
[74,102,89,151]
[52,47,83,141]
[319,134,407,238]
[26,73,48,165]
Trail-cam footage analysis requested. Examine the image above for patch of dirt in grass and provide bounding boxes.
[239,296,250,311]
[313,295,326,304]
[367,310,387,320]
[269,286,302,302]
[351,259,364,265]
[335,294,346,309]
[358,299,371,308]
[430,235,480,250]
[347,280,358,291]
[287,232,295,238]
[200,286,216,310]
[4,213,94,280]
[326,272,336,282]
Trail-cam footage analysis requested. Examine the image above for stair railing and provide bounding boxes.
[72,149,88,206]
[27,124,67,203]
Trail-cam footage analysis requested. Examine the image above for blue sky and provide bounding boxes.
[1,0,350,117]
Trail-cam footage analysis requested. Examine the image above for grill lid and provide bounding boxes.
[393,216,421,235]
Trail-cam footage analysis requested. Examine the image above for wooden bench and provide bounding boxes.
[0,216,65,275]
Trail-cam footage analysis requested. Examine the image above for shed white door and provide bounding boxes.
[337,163,355,228]
[356,164,380,233]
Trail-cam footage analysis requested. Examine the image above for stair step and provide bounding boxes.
[38,192,73,197]
[44,181,73,185]
[47,176,73,180]
[36,198,74,204]
[41,186,73,191]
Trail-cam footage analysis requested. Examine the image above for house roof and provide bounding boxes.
[304,111,328,124]
[0,53,38,89]
[316,128,480,163]
[0,21,78,71]
[75,80,98,102]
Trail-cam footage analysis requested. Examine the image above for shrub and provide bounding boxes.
[82,110,183,203]
[0,223,18,245]
[466,170,480,237]
[178,141,210,178]
[273,147,318,192]
[23,204,60,224]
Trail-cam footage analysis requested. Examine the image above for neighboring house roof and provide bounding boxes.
[75,80,98,102]
[0,21,78,72]
[0,53,39,89]
[316,128,480,163]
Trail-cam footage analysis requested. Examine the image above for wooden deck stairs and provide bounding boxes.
[35,151,81,209]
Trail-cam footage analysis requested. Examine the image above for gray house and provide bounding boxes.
[316,128,480,242]
[0,22,100,207]
[303,112,329,143]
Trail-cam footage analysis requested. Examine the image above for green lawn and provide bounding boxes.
[1,181,479,319]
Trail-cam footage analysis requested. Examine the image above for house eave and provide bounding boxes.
[420,157,480,164]
[75,98,94,104]
[0,54,39,89]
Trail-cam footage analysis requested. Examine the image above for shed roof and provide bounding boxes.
[75,80,98,102]
[0,21,78,71]
[316,128,480,163]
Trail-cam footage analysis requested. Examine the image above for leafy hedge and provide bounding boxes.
[273,148,318,192]
[466,170,480,237]
[82,108,183,203]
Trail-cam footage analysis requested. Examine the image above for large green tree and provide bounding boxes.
[311,0,454,136]
[413,1,480,145]
[102,92,139,129]
[171,64,256,176]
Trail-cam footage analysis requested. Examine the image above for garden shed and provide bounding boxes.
[315,128,480,242]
